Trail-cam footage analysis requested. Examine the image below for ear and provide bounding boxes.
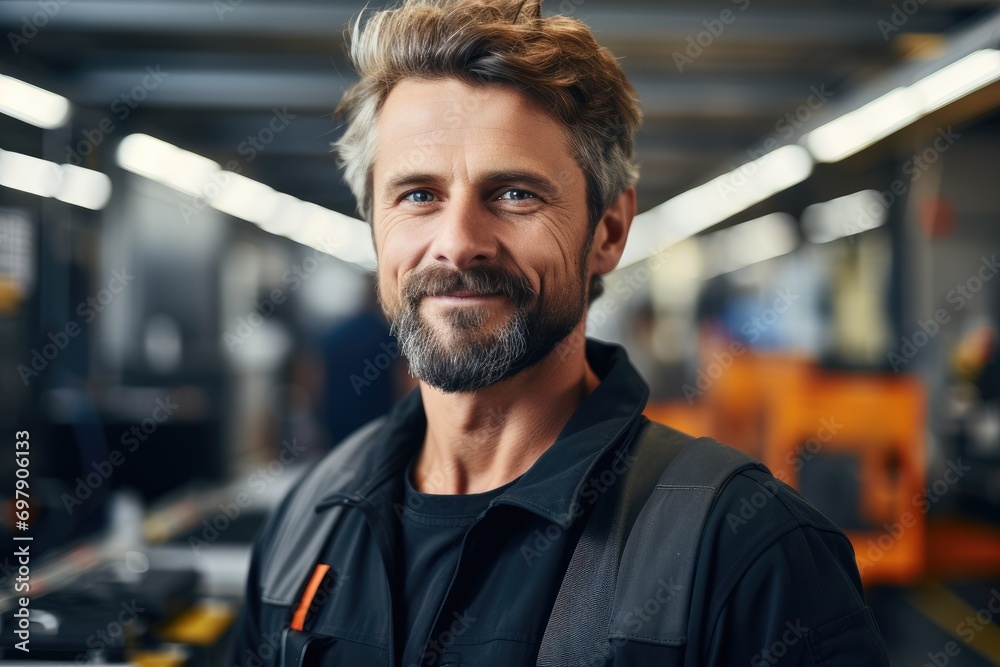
[588,186,636,277]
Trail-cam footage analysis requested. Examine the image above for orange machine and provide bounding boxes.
[761,372,926,585]
[645,352,927,585]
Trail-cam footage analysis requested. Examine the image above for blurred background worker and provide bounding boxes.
[1,0,1000,665]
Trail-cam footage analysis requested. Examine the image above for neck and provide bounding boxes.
[412,324,600,495]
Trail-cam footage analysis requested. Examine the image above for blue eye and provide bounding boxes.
[403,190,435,203]
[498,189,536,201]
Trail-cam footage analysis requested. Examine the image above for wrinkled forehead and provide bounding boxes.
[378,77,545,127]
[372,77,578,184]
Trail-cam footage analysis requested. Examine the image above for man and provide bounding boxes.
[231,1,890,665]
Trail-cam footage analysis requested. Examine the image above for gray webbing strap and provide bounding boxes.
[536,420,692,666]
[537,422,764,666]
[609,437,764,646]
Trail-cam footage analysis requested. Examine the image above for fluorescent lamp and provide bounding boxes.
[116,133,221,198]
[288,206,376,268]
[290,209,342,251]
[803,49,1000,163]
[335,219,378,268]
[215,184,376,269]
[624,50,1000,267]
[115,133,378,269]
[0,149,62,197]
[803,88,921,163]
[912,49,1000,114]
[262,193,309,237]
[700,212,798,278]
[0,75,71,129]
[621,145,812,267]
[728,145,814,211]
[261,197,372,264]
[667,144,812,237]
[209,172,280,225]
[0,149,112,209]
[802,190,887,244]
[57,164,113,210]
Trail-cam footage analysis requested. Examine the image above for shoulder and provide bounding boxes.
[709,467,852,556]
[615,431,875,631]
[635,426,852,563]
[689,468,887,665]
[689,471,888,667]
[265,415,386,532]
[693,457,863,605]
[251,417,389,600]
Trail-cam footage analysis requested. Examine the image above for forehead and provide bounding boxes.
[373,77,577,182]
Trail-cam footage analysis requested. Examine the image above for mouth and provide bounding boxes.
[426,290,506,303]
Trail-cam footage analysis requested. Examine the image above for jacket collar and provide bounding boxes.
[316,337,650,526]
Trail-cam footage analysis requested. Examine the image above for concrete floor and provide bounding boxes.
[870,580,1000,666]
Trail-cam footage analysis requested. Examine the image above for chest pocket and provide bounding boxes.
[283,557,393,666]
[281,627,388,667]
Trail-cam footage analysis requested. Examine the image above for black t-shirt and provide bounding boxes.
[397,460,515,667]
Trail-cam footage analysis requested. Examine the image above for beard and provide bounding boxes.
[380,262,587,393]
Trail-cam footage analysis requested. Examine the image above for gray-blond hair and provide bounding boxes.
[332,0,642,233]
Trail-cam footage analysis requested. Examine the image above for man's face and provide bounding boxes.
[371,78,594,393]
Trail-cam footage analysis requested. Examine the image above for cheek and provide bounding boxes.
[374,243,420,316]
[520,255,573,305]
[518,230,585,288]
[375,213,429,261]
[376,272,411,323]
[374,270,394,309]
[374,223,417,280]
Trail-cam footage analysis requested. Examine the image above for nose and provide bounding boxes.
[426,193,499,271]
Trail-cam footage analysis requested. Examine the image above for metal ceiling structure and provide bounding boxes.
[2,0,998,218]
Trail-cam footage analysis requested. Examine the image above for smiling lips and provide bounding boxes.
[427,290,505,301]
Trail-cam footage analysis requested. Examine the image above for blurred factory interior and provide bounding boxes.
[2,0,1000,664]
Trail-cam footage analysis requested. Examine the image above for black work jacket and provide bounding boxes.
[230,338,889,667]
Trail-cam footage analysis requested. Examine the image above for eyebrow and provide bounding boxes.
[381,170,562,199]
[382,173,444,195]
[482,171,561,199]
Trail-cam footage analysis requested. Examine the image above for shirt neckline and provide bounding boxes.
[401,456,519,521]
[316,339,651,528]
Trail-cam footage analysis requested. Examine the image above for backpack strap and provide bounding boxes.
[537,419,693,666]
[537,421,766,665]
[608,431,766,647]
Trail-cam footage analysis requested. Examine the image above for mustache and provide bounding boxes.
[401,265,536,307]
